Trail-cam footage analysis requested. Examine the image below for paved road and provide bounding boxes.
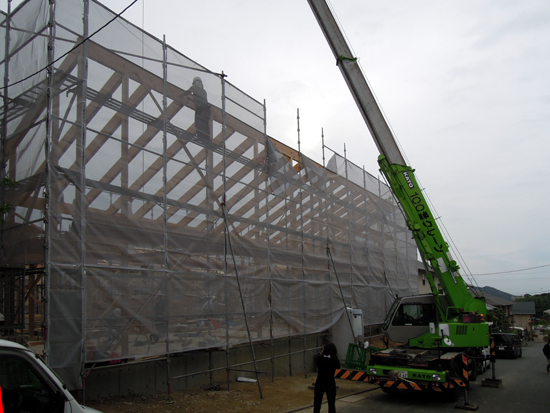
[300,341,550,413]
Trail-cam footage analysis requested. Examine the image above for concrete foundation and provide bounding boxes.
[82,334,324,401]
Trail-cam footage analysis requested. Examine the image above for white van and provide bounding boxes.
[0,339,101,413]
[511,326,525,339]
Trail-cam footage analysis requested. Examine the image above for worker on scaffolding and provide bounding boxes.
[182,76,211,140]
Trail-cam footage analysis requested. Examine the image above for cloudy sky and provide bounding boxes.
[3,0,550,296]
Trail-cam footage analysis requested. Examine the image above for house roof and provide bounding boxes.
[512,301,536,315]
[483,292,514,307]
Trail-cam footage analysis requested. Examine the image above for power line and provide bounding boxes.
[505,289,550,295]
[1,0,139,91]
[472,263,550,276]
[478,276,550,281]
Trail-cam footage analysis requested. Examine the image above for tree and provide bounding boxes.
[487,308,511,332]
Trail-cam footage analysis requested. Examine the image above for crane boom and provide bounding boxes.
[307,0,405,166]
[307,0,488,320]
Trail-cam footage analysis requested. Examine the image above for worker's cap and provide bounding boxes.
[193,77,203,85]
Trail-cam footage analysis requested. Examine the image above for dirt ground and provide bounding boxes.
[86,375,376,413]
[87,337,389,412]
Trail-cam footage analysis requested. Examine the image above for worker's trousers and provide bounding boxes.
[313,382,337,413]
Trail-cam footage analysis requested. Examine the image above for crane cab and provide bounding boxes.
[382,295,438,344]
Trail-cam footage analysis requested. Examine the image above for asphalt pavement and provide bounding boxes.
[299,341,550,413]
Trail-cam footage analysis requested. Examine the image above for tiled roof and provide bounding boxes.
[483,292,514,307]
[512,301,536,315]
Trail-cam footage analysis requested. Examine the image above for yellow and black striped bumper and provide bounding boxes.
[335,368,468,392]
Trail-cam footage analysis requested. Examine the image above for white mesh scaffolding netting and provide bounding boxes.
[1,0,418,389]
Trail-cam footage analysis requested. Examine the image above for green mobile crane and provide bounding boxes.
[307,0,490,397]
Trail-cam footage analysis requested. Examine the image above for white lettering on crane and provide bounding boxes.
[403,171,414,189]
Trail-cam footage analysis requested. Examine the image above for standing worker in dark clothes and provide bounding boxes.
[543,338,550,373]
[313,342,340,413]
[182,76,211,140]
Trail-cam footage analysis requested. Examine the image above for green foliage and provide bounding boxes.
[0,177,16,187]
[487,308,511,332]
[0,202,13,215]
[516,293,550,318]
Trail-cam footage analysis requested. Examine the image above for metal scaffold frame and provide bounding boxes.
[0,0,418,393]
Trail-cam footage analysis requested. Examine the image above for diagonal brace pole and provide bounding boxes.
[221,201,263,399]
[326,241,357,344]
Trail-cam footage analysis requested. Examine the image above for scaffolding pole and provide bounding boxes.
[78,0,90,402]
[296,108,308,379]
[0,0,11,261]
[161,34,173,404]
[362,165,371,327]
[221,72,231,392]
[263,99,276,383]
[344,144,354,309]
[43,0,57,367]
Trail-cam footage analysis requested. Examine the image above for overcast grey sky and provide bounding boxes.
[3,0,550,296]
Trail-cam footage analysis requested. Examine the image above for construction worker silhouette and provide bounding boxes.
[183,76,211,140]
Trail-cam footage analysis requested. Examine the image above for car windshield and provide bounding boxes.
[493,334,513,345]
